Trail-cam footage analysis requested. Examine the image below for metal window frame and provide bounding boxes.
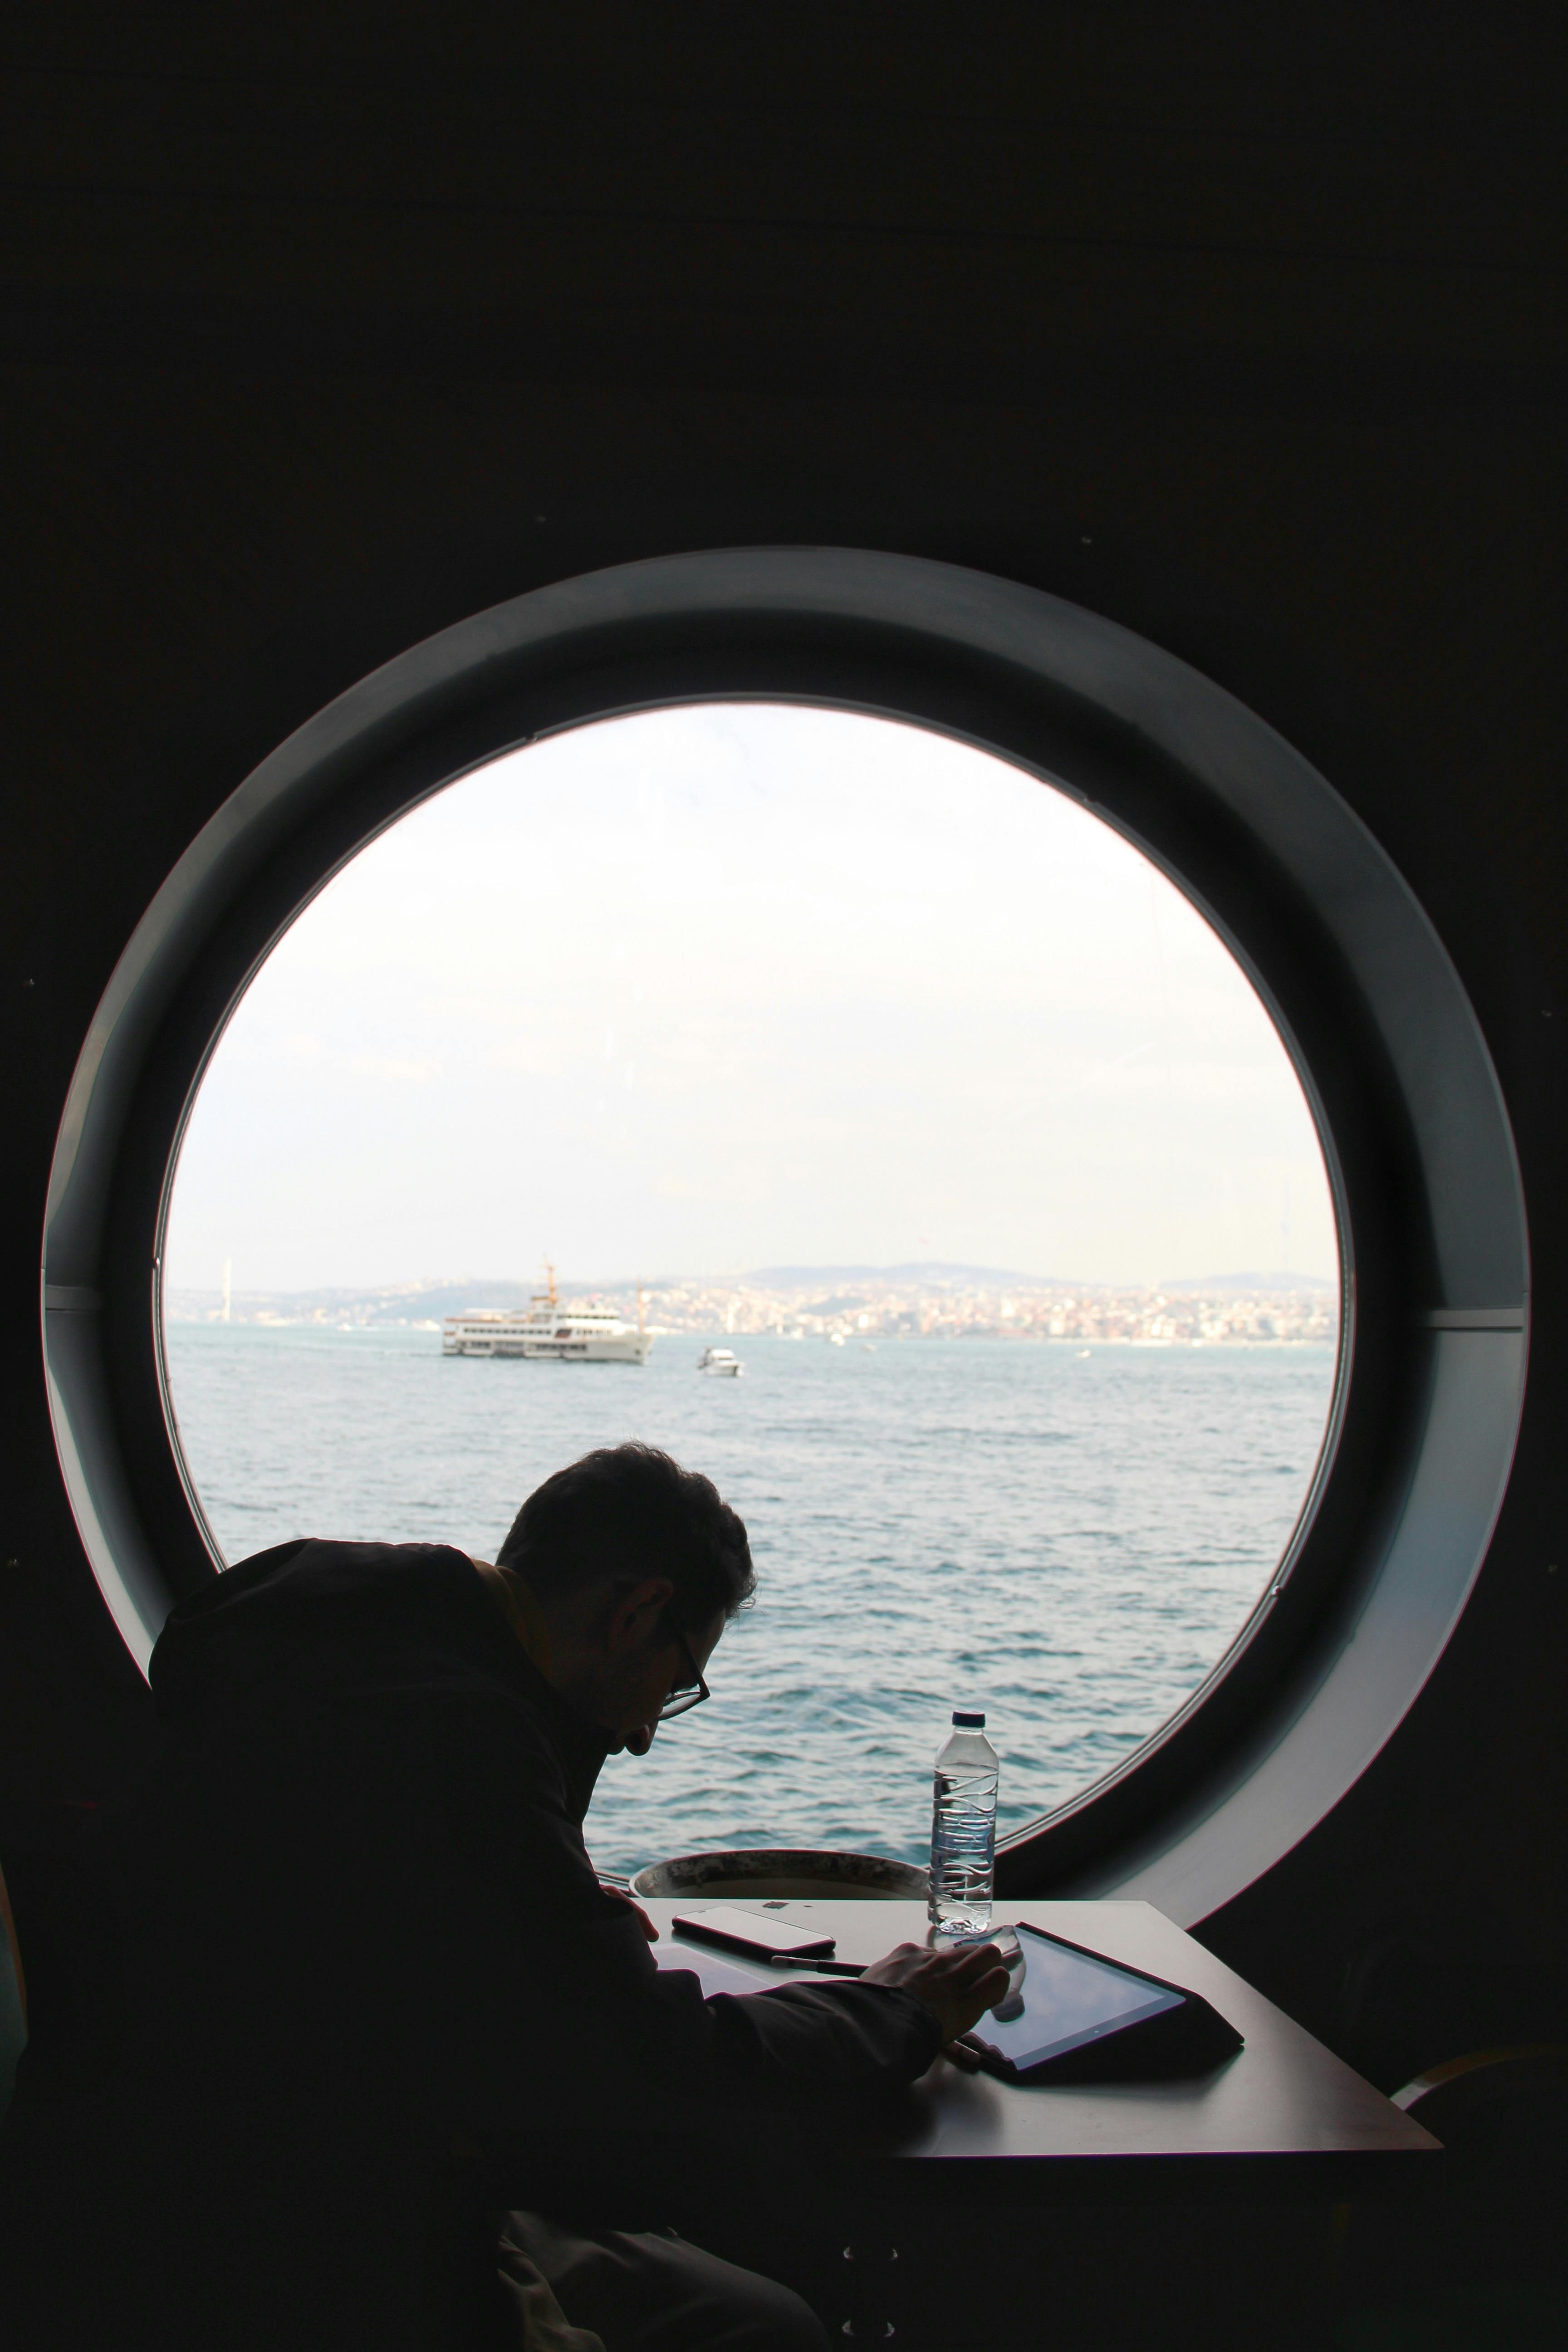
[39,548,1528,1925]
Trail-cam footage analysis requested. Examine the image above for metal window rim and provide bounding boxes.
[40,546,1528,1925]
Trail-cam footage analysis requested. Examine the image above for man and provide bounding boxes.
[0,1443,1008,2350]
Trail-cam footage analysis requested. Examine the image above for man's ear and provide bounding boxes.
[604,1575,676,1656]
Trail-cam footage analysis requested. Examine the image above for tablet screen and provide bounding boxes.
[965,1925,1183,2071]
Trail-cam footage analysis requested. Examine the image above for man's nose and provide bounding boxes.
[624,1720,659,1758]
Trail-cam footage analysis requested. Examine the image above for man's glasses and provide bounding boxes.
[658,1620,710,1720]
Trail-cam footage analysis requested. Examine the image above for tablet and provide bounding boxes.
[959,1922,1242,2082]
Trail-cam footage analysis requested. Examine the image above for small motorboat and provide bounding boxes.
[698,1346,744,1377]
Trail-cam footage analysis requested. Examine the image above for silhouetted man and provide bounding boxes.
[1,1442,1007,2350]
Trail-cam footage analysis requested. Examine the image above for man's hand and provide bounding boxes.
[861,1939,1012,2045]
[600,1886,659,1941]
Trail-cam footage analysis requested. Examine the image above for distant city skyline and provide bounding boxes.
[166,704,1339,1294]
[169,1266,1337,1347]
[172,1261,1337,1308]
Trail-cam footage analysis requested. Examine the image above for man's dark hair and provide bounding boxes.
[497,1442,755,1627]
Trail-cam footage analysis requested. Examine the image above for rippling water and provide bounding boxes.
[165,1325,1335,1878]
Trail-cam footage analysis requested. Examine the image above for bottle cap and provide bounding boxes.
[951,1710,986,1728]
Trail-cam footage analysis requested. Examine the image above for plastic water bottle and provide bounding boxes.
[929,1710,999,1937]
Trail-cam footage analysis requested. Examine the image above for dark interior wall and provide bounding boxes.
[4,5,1564,2072]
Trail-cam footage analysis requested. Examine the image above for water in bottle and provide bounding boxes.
[929,1710,999,1937]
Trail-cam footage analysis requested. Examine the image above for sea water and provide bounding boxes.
[163,1325,1335,1880]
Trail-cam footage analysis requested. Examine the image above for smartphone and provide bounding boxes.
[671,1906,837,1960]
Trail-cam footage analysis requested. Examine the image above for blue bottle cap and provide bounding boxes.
[951,1710,986,1728]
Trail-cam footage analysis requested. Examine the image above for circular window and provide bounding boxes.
[158,704,1340,1878]
[42,550,1527,1922]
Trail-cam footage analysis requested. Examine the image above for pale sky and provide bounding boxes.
[166,704,1338,1294]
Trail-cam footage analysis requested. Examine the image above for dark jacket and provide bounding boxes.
[0,1541,938,2348]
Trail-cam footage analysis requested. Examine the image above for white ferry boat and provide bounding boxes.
[443,1268,652,1363]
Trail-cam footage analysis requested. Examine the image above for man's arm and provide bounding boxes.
[428,1697,988,2119]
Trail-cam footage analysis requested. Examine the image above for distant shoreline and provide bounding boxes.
[167,1269,1337,1347]
[169,1312,1338,1348]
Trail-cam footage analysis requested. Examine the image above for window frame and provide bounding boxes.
[40,548,1527,1924]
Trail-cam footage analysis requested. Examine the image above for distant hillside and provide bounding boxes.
[168,1263,1337,1325]
[356,1280,537,1318]
[1159,1271,1334,1294]
[167,1279,540,1324]
[741,1262,1067,1287]
[743,1264,1333,1293]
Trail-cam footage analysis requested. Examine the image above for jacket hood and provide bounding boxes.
[149,1540,484,1716]
[149,1539,615,1818]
